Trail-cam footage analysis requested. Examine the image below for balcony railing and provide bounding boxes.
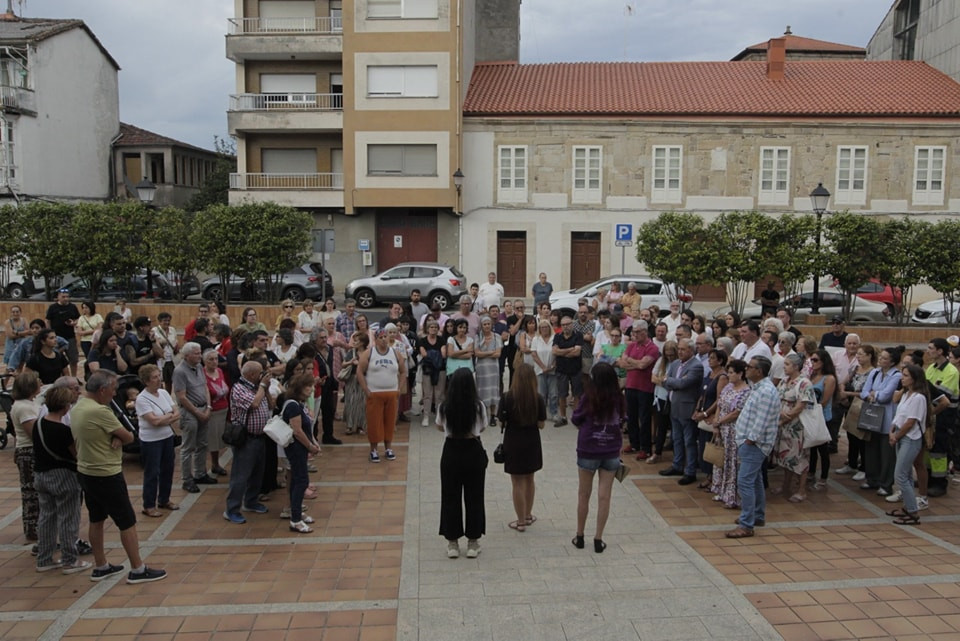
[230,173,343,190]
[227,16,342,34]
[229,93,343,111]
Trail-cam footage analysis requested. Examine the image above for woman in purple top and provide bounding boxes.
[571,362,624,553]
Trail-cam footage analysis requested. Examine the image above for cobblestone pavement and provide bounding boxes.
[1,408,959,640]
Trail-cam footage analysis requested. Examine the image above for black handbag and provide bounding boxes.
[858,401,885,433]
[223,394,252,447]
[493,424,505,464]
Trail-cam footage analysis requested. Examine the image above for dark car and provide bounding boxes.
[28,274,173,301]
[200,263,334,302]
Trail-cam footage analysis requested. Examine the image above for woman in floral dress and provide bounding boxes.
[710,359,751,508]
[776,353,816,502]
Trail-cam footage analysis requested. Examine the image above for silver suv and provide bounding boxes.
[345,262,467,310]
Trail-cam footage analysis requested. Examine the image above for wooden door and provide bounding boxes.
[375,209,438,271]
[570,232,601,288]
[496,231,526,298]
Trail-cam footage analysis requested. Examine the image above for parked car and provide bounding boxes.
[731,289,892,323]
[1,260,44,299]
[829,277,903,313]
[345,262,467,310]
[28,273,173,301]
[200,263,334,302]
[549,275,692,317]
[912,299,960,325]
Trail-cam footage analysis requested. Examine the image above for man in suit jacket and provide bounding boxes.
[658,338,704,485]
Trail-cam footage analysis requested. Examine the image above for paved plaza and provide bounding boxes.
[1,412,960,640]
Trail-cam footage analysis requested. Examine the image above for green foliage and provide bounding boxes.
[68,201,150,301]
[822,212,880,319]
[146,207,201,301]
[765,214,817,300]
[703,211,773,316]
[185,136,235,213]
[635,212,711,298]
[14,201,76,297]
[875,218,926,324]
[917,220,960,326]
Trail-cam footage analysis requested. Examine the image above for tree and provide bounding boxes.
[702,211,773,316]
[14,201,76,298]
[67,201,150,301]
[146,207,201,301]
[635,212,711,301]
[917,219,960,326]
[822,212,880,319]
[875,217,928,325]
[192,203,251,300]
[185,136,235,213]
[764,214,817,301]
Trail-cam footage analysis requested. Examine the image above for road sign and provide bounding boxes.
[615,223,632,247]
[358,239,370,251]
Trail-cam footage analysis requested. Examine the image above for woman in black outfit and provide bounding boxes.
[437,368,487,560]
[25,329,70,385]
[498,363,546,532]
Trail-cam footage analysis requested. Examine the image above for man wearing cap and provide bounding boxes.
[126,317,162,376]
[819,316,848,349]
[618,319,659,460]
[451,294,480,339]
[46,288,81,377]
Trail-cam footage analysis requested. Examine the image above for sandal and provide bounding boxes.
[344,427,355,435]
[885,508,910,517]
[141,508,162,518]
[289,520,313,533]
[787,493,806,503]
[571,534,585,549]
[508,520,526,532]
[893,512,920,526]
[525,515,537,526]
[594,538,606,553]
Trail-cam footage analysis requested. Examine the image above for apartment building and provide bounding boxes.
[867,0,960,82]
[0,15,119,203]
[226,0,518,281]
[460,38,960,297]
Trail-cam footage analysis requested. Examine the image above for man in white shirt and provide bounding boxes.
[662,300,683,335]
[477,272,504,310]
[731,320,771,364]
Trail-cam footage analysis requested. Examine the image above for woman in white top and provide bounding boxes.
[297,299,320,333]
[436,368,487,559]
[357,328,406,463]
[11,371,41,541]
[529,319,559,420]
[135,364,181,517]
[318,298,340,325]
[887,363,929,526]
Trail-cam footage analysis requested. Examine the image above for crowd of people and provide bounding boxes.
[2,272,957,570]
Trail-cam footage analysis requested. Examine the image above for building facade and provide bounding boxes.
[460,40,960,298]
[867,0,960,82]
[226,0,518,284]
[0,16,119,203]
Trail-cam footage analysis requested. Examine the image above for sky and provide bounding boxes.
[20,0,893,150]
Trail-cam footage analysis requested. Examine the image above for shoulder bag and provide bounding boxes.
[800,404,831,448]
[493,426,505,464]
[222,391,251,447]
[858,371,887,433]
[264,400,296,447]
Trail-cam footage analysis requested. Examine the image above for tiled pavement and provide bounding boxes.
[1,411,960,641]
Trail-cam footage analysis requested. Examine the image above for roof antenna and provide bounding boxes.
[784,25,792,35]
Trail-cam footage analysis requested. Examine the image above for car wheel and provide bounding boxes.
[6,283,24,299]
[204,285,223,301]
[283,287,306,302]
[355,289,376,309]
[429,291,451,310]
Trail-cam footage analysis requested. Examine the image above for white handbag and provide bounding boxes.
[264,401,296,447]
[799,405,830,449]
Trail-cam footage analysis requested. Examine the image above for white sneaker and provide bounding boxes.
[876,488,890,497]
[885,491,902,503]
[421,414,430,427]
[446,540,460,559]
[917,496,929,511]
[835,465,855,475]
[466,539,481,558]
[852,471,866,481]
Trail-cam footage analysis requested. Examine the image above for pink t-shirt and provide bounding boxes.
[625,338,659,393]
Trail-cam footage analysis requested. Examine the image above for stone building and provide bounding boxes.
[459,38,960,298]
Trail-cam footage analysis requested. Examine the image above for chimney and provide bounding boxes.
[0,0,16,21]
[766,37,786,80]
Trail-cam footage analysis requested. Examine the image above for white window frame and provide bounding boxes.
[834,146,868,206]
[367,65,438,98]
[572,145,602,204]
[758,146,790,206]
[367,143,437,176]
[367,0,437,19]
[913,145,946,205]
[651,145,682,204]
[497,145,527,203]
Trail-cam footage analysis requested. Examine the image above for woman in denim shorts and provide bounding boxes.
[572,362,624,553]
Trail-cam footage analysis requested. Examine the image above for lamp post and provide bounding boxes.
[452,168,464,215]
[809,182,831,315]
[135,177,157,298]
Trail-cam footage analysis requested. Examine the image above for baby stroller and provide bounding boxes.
[111,374,143,457]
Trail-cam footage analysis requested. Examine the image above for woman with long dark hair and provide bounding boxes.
[25,328,70,384]
[498,363,546,532]
[886,363,930,525]
[437,368,488,559]
[572,362,625,553]
[807,349,837,489]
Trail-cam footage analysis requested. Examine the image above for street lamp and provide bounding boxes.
[809,182,830,314]
[135,176,157,297]
[452,168,464,215]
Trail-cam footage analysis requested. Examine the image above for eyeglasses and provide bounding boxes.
[745,364,758,370]
[283,305,294,309]
[809,357,820,362]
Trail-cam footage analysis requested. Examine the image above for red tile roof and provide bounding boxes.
[115,123,215,155]
[462,61,960,118]
[731,34,865,60]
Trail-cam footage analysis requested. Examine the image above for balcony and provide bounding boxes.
[226,17,342,61]
[229,172,344,208]
[228,93,343,134]
[0,85,36,116]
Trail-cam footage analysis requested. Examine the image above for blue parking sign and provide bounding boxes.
[615,224,632,247]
